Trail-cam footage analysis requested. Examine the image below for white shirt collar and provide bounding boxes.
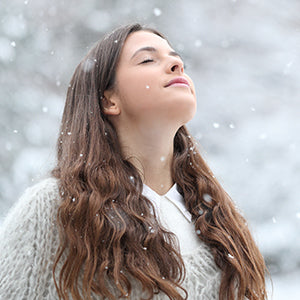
[142,183,192,222]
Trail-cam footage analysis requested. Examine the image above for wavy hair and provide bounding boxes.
[52,23,268,299]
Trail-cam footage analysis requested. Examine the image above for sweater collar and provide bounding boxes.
[142,183,192,222]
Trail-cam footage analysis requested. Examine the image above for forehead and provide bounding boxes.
[121,30,172,58]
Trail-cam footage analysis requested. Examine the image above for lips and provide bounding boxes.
[165,77,190,88]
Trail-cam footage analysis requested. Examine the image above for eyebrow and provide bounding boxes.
[130,46,182,60]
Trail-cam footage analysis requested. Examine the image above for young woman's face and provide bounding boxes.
[111,30,197,129]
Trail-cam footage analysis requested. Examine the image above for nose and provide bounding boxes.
[168,57,184,74]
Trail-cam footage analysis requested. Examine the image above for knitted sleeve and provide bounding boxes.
[0,178,61,299]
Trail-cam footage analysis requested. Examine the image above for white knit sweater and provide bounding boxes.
[0,178,222,299]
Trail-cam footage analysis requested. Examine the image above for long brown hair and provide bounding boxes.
[52,23,268,300]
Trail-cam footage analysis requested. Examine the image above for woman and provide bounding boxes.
[0,23,268,299]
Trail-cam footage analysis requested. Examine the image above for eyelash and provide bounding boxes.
[140,58,187,69]
[141,59,154,64]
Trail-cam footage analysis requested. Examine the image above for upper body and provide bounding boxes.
[0,23,267,300]
[0,177,221,299]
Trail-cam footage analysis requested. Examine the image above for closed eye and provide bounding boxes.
[140,59,154,64]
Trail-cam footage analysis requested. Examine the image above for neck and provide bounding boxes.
[117,123,176,195]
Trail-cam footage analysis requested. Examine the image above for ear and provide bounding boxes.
[102,89,121,116]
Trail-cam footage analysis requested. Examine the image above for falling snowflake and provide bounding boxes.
[203,193,212,203]
[259,133,267,140]
[194,39,202,47]
[153,8,162,16]
[198,209,204,216]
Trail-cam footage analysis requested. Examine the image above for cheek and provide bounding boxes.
[118,75,159,109]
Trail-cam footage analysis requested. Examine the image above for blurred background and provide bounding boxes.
[0,0,299,298]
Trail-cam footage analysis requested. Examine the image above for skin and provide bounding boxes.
[104,30,197,195]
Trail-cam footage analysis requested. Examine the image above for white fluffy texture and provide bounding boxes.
[0,178,222,299]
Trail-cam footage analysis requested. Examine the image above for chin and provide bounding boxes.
[166,96,197,124]
[182,100,197,119]
[177,106,197,127]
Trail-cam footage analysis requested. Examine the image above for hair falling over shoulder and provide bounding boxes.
[51,24,268,300]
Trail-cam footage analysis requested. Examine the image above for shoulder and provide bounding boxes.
[18,176,61,219]
[22,177,60,201]
[17,176,60,209]
[1,177,61,231]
